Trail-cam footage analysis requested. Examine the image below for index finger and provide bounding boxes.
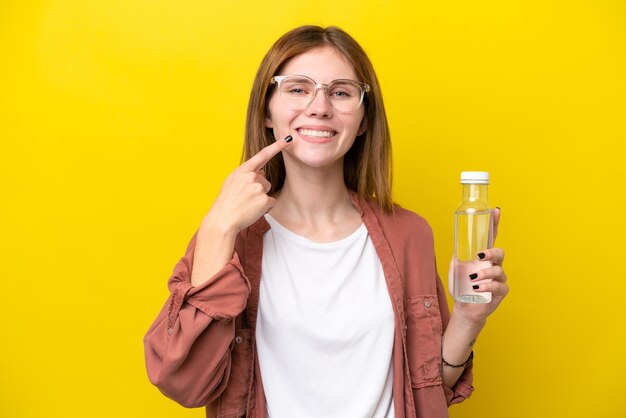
[241,135,293,172]
[480,248,505,266]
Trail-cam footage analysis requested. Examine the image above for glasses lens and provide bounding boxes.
[327,81,363,112]
[278,76,316,110]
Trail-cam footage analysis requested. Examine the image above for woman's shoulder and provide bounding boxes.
[364,199,434,237]
[363,199,438,268]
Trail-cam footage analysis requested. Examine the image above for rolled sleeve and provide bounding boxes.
[144,234,251,408]
[443,362,474,405]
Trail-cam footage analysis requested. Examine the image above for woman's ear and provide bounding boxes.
[357,117,367,136]
[265,114,273,128]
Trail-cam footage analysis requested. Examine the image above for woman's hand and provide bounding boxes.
[448,208,509,325]
[201,135,293,234]
[190,136,292,287]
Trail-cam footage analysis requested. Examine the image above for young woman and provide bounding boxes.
[144,25,509,418]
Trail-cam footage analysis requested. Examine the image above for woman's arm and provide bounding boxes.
[191,218,238,287]
[143,234,250,407]
[441,311,484,388]
[144,137,293,407]
[441,246,509,388]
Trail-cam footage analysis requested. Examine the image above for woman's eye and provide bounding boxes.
[329,83,359,99]
[283,83,311,95]
[331,90,351,98]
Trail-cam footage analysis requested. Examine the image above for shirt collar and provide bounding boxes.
[248,189,367,236]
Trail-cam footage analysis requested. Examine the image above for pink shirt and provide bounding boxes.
[144,192,474,417]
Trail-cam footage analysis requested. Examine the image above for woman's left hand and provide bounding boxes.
[448,207,509,325]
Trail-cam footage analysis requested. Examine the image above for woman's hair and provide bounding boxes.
[244,25,393,212]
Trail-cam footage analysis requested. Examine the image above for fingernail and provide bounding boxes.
[284,135,293,143]
[469,273,478,280]
[496,207,501,211]
[478,252,486,260]
[472,285,479,290]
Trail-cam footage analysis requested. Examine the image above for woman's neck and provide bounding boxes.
[269,160,362,241]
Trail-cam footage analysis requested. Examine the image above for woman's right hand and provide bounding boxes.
[191,136,293,286]
[203,135,293,233]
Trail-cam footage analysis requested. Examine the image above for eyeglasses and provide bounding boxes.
[270,74,370,113]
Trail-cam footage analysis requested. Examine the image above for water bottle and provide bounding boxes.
[453,171,493,303]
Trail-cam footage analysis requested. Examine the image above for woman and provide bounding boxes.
[144,25,508,418]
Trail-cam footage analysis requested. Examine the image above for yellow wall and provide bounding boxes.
[1,1,624,417]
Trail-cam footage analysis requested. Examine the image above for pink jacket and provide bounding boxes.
[144,194,473,417]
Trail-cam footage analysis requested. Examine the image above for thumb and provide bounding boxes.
[448,258,454,296]
[492,207,501,243]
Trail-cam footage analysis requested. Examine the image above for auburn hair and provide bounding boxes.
[244,25,393,212]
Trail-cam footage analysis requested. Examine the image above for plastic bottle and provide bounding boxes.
[453,171,493,303]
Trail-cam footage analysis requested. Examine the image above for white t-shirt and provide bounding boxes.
[256,214,395,418]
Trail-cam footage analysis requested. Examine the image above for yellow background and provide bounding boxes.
[1,1,625,417]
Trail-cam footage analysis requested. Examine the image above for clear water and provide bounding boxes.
[454,209,493,303]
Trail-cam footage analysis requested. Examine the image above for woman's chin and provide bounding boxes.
[284,152,344,171]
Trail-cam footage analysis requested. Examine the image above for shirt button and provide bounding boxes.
[424,301,432,308]
[167,327,173,335]
[235,336,243,344]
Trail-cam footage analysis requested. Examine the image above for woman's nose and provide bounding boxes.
[305,86,333,118]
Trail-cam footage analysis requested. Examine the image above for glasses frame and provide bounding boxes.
[270,74,370,112]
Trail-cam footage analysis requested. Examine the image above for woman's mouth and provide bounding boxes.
[297,128,337,141]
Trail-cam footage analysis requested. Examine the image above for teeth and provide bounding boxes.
[299,129,334,138]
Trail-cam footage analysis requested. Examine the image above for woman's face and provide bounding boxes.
[266,46,366,171]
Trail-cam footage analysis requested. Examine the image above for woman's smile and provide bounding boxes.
[296,126,338,143]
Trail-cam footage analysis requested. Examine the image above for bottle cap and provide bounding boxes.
[461,171,489,184]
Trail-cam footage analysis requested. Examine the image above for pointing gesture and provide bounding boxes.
[191,135,293,287]
[205,135,293,234]
[240,135,293,173]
